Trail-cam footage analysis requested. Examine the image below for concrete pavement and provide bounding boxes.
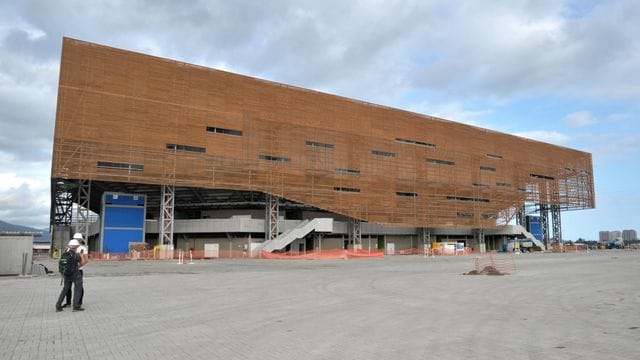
[1,251,639,359]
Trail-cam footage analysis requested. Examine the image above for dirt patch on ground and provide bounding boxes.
[465,265,508,275]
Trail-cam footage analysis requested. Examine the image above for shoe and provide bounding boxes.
[62,304,70,308]
[72,307,85,312]
[56,307,63,312]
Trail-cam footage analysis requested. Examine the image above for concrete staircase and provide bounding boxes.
[513,224,546,251]
[261,218,334,252]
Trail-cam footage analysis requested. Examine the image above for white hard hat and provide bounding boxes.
[73,233,84,240]
[68,239,80,247]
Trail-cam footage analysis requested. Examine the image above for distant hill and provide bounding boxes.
[0,220,50,243]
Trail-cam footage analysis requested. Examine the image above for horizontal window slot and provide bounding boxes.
[480,166,496,172]
[496,182,512,187]
[395,138,436,148]
[457,212,474,218]
[335,168,360,176]
[396,192,418,197]
[259,154,291,163]
[530,173,554,180]
[334,187,360,193]
[486,153,503,160]
[517,188,528,193]
[426,158,455,166]
[472,183,489,189]
[206,126,243,136]
[306,141,334,149]
[447,196,490,203]
[166,143,206,153]
[372,149,395,158]
[97,161,143,171]
[482,213,498,219]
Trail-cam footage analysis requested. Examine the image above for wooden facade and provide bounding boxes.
[52,38,595,229]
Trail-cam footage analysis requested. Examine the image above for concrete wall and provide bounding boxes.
[384,235,416,250]
[201,209,264,219]
[0,235,34,275]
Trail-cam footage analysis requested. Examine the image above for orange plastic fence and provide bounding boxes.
[392,247,474,256]
[87,246,486,261]
[260,249,384,260]
[88,248,385,261]
[473,254,516,274]
[563,245,587,252]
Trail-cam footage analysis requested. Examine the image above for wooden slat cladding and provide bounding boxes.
[52,38,595,228]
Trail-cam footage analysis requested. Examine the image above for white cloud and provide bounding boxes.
[513,130,570,145]
[563,111,597,127]
[0,182,50,228]
[406,100,493,128]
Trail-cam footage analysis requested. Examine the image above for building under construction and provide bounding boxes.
[50,38,595,256]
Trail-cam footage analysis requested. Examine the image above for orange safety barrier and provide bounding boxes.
[391,247,474,256]
[472,254,516,275]
[563,245,587,252]
[260,249,384,260]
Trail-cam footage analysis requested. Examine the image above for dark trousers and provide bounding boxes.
[56,271,83,309]
[64,270,84,305]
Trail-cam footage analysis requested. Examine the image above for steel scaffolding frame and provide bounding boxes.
[551,204,562,244]
[52,179,74,226]
[76,179,91,241]
[159,184,175,245]
[349,218,361,250]
[265,194,279,241]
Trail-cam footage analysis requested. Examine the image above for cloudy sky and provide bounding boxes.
[0,0,638,239]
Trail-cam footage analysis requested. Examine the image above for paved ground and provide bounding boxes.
[1,250,639,360]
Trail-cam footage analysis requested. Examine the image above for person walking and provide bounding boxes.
[75,233,89,307]
[62,233,89,308]
[55,238,87,312]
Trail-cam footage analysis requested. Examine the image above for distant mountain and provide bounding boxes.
[0,220,50,243]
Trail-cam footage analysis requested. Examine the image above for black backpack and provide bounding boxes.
[58,250,78,276]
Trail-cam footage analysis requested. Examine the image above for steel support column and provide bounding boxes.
[265,194,279,241]
[551,204,562,245]
[420,227,431,246]
[516,204,526,227]
[474,228,485,253]
[348,218,361,250]
[159,185,175,246]
[76,179,91,241]
[540,204,550,249]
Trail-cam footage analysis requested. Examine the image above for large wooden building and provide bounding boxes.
[50,38,594,254]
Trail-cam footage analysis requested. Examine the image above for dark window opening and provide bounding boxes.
[166,143,206,153]
[482,213,498,219]
[259,154,291,163]
[372,149,395,158]
[335,168,360,176]
[334,187,360,193]
[97,161,144,171]
[530,173,554,180]
[496,182,512,187]
[396,192,418,197]
[486,154,503,160]
[447,196,490,203]
[426,158,455,166]
[395,138,436,148]
[457,212,474,218]
[306,141,334,149]
[472,183,489,189]
[206,126,243,136]
[480,166,496,172]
